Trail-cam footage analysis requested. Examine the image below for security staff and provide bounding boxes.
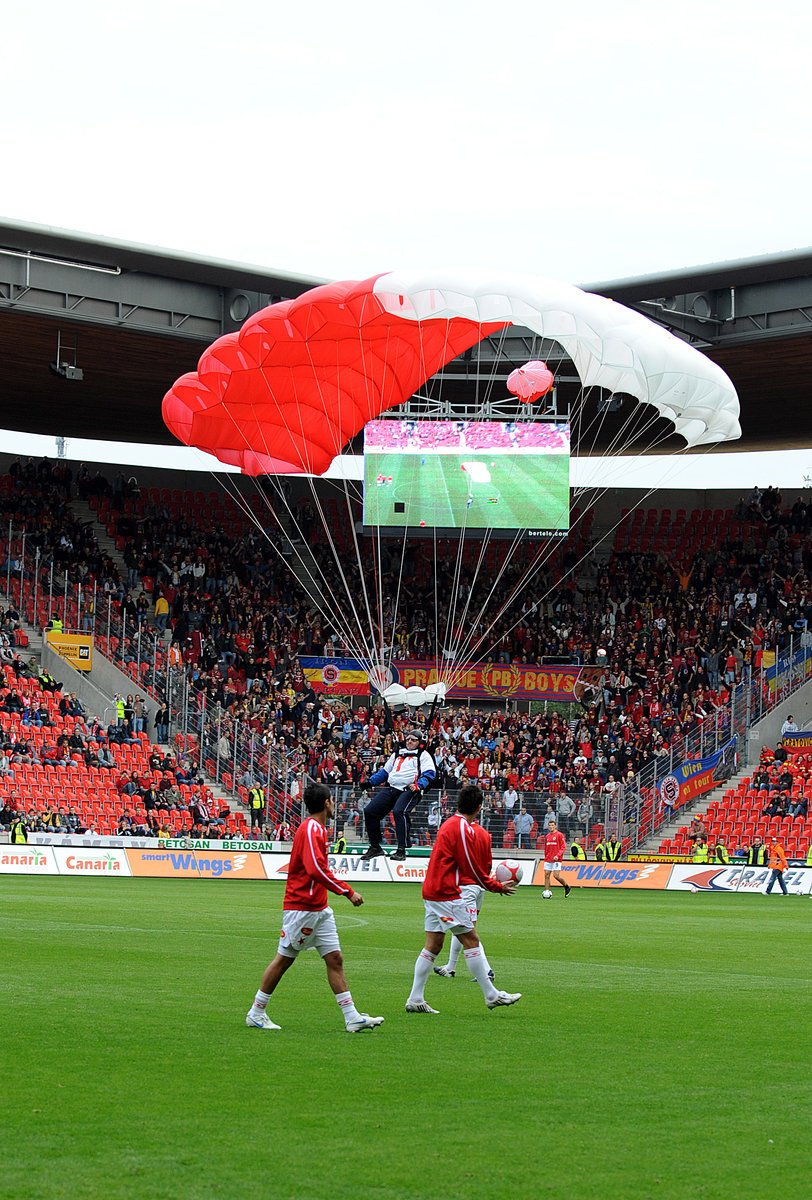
[248,786,266,829]
[605,835,623,862]
[39,670,59,693]
[10,816,29,844]
[713,841,730,864]
[806,844,812,867]
[570,840,587,860]
[48,616,63,633]
[594,837,606,862]
[115,695,126,724]
[331,834,348,854]
[746,838,768,867]
[692,836,709,864]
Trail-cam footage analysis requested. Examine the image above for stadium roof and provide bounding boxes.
[1,218,811,453]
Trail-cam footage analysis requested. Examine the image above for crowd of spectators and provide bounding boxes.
[5,462,812,847]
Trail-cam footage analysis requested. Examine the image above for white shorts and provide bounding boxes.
[544,861,563,872]
[460,884,484,919]
[423,898,476,935]
[277,907,341,959]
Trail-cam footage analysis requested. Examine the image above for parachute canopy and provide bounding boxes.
[163,271,741,476]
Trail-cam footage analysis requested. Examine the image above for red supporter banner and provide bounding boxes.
[395,661,604,703]
[297,656,603,701]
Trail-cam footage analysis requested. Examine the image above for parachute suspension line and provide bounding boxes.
[198,462,371,660]
[441,326,554,677]
[280,329,396,669]
[377,321,416,681]
[213,399,375,665]
[447,377,643,670]
[353,303,390,673]
[459,430,726,674]
[435,318,515,683]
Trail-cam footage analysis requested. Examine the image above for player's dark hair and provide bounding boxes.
[303,783,331,814]
[457,784,484,816]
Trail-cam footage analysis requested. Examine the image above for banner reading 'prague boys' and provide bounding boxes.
[300,656,604,703]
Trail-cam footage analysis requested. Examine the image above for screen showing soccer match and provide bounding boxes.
[362,419,571,533]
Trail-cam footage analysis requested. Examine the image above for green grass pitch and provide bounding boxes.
[2,879,810,1200]
[363,453,570,530]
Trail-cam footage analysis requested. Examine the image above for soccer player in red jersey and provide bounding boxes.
[245,783,384,1033]
[543,818,571,896]
[405,784,521,1015]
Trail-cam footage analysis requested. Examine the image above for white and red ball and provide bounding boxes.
[493,859,524,885]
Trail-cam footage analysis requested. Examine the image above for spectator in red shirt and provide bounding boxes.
[245,783,384,1034]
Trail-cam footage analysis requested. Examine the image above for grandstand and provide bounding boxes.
[2,454,812,867]
[2,224,812,865]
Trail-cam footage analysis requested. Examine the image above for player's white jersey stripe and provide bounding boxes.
[306,819,350,893]
[459,816,488,886]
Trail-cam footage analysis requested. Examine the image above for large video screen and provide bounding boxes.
[363,419,570,533]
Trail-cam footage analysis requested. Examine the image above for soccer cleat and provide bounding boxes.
[246,1011,281,1030]
[360,845,386,861]
[486,990,522,1009]
[564,885,572,898]
[346,1013,385,1032]
[391,850,407,861]
[405,1001,439,1014]
[433,965,455,978]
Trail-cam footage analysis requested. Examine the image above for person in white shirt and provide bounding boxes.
[502,786,519,814]
[781,715,799,737]
[361,731,436,862]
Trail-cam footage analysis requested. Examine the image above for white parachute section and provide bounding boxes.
[373,271,741,447]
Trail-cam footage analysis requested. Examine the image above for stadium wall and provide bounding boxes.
[747,674,812,756]
[41,640,161,730]
[3,840,811,894]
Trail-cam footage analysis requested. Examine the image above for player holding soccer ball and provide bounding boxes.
[433,860,520,982]
[406,784,521,1014]
[245,783,384,1034]
[542,818,572,897]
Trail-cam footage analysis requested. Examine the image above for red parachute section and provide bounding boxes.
[163,276,508,476]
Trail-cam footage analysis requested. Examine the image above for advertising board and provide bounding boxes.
[53,847,131,876]
[535,860,674,889]
[126,848,266,879]
[0,845,60,874]
[668,864,812,895]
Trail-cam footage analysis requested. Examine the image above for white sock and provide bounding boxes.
[250,989,271,1013]
[407,949,436,1004]
[473,939,493,977]
[335,990,361,1024]
[447,935,462,971]
[465,947,498,1002]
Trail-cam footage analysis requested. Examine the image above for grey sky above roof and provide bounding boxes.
[3,1,810,286]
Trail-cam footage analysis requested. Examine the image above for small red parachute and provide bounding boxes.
[163,276,505,476]
[506,360,555,404]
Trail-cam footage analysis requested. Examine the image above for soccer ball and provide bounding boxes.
[493,859,524,885]
[542,889,553,899]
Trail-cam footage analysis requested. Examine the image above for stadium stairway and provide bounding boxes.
[70,498,132,592]
[639,765,756,852]
[0,586,44,658]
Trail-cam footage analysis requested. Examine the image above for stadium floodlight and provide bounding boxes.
[49,330,83,381]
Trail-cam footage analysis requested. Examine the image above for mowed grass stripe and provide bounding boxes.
[1,879,809,1200]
